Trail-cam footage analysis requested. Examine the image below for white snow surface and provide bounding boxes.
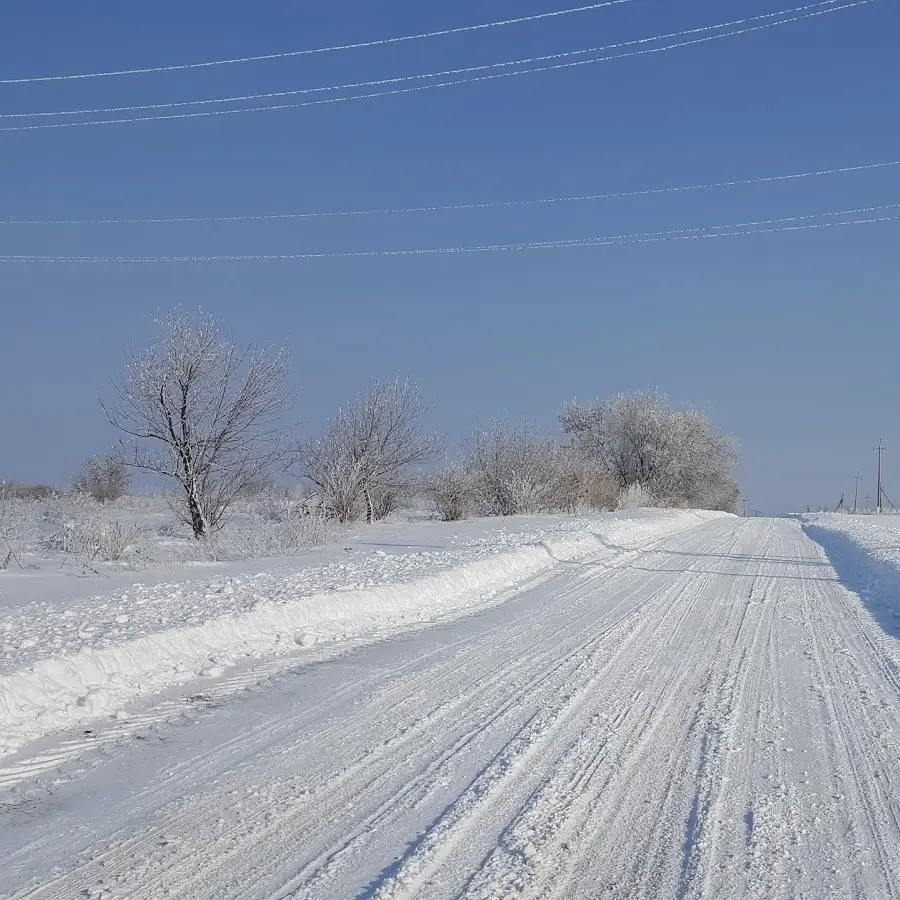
[802,511,900,567]
[2,514,899,899]
[802,512,900,637]
[0,511,708,756]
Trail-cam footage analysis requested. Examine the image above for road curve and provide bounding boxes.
[2,516,899,899]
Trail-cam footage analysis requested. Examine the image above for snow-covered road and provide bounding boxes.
[3,516,900,899]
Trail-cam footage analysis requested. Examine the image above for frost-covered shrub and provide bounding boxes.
[0,489,37,569]
[1,484,327,572]
[38,491,97,526]
[71,453,130,503]
[465,422,576,516]
[248,488,299,523]
[617,483,658,510]
[368,488,405,522]
[570,468,621,512]
[227,513,326,558]
[0,481,58,501]
[426,467,474,521]
[156,520,186,538]
[46,518,146,563]
[170,534,224,564]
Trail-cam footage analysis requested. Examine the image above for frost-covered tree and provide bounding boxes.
[71,453,130,503]
[465,421,575,516]
[297,379,439,523]
[102,311,292,538]
[560,392,739,512]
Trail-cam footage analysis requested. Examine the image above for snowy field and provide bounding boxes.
[2,512,900,898]
[0,492,328,577]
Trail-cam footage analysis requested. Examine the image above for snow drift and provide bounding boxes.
[802,513,900,638]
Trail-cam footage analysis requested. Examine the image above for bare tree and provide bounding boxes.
[560,392,739,512]
[102,311,293,538]
[297,379,440,523]
[72,453,130,503]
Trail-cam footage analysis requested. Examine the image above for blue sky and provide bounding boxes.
[1,0,897,513]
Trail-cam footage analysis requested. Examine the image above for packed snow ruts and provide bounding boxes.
[1,515,899,899]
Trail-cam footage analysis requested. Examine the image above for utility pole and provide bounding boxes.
[853,470,862,513]
[741,497,748,517]
[876,440,888,514]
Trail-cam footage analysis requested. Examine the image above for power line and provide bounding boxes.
[0,1,872,133]
[3,158,897,226]
[2,202,897,264]
[0,1,631,85]
[2,0,851,122]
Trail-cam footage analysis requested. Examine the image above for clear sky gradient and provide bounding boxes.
[1,0,898,513]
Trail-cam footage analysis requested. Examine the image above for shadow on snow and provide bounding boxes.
[802,523,900,639]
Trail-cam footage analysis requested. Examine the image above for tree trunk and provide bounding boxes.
[364,489,375,525]
[186,482,209,538]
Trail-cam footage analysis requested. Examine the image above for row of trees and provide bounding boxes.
[422,396,740,522]
[91,311,739,537]
[561,394,740,512]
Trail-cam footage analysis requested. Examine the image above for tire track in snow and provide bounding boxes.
[445,559,738,896]
[5,520,732,900]
[525,521,767,899]
[799,554,900,898]
[363,580,714,898]
[174,529,728,900]
[7,517,900,900]
[363,525,749,899]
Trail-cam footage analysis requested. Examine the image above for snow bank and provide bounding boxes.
[0,512,713,755]
[802,513,900,638]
